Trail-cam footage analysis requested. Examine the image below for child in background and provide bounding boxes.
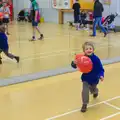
[72,0,81,30]
[71,42,104,112]
[0,0,3,25]
[1,2,10,35]
[7,0,13,21]
[30,0,43,41]
[0,25,19,64]
[0,0,2,9]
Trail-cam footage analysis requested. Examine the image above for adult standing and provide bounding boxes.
[72,0,81,30]
[91,0,107,37]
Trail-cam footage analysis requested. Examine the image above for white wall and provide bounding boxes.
[13,0,120,25]
[103,0,120,26]
[13,0,58,23]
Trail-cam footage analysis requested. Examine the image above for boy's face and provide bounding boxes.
[84,45,94,56]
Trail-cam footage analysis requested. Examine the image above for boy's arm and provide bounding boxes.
[71,61,77,69]
[97,57,104,80]
[79,3,81,9]
[33,3,39,22]
[101,3,104,12]
[35,10,38,22]
[99,59,104,77]
[72,4,74,9]
[79,4,81,12]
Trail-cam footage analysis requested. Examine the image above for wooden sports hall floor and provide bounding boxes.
[0,22,120,120]
[0,62,120,120]
[1,22,120,78]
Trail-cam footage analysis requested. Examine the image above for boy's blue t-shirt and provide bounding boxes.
[0,32,8,50]
[81,53,104,85]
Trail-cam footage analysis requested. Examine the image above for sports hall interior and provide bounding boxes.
[0,0,120,120]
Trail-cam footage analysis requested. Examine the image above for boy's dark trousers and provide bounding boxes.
[82,82,98,104]
[0,49,15,59]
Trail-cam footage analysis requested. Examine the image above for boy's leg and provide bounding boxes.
[0,49,2,58]
[98,17,107,37]
[89,84,99,98]
[81,82,89,112]
[91,17,99,36]
[3,50,19,63]
[31,21,36,40]
[0,49,2,64]
[76,14,80,29]
[3,19,7,33]
[36,26,44,40]
[4,18,10,35]
[33,26,36,40]
[6,23,10,35]
[31,21,43,40]
[74,14,79,30]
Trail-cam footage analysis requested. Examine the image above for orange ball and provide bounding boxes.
[75,54,93,73]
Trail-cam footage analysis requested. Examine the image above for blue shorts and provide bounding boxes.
[32,21,38,26]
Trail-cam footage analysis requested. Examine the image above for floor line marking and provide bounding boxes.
[46,96,120,120]
[104,102,120,110]
[100,112,120,120]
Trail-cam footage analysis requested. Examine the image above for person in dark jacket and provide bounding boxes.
[72,0,81,30]
[71,41,104,112]
[91,0,107,37]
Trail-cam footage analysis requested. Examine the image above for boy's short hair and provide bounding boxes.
[82,41,95,51]
[0,25,5,33]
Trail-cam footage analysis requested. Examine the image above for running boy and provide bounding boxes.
[71,41,104,112]
[0,25,19,64]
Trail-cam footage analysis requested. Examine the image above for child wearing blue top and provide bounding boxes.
[0,25,19,64]
[71,41,104,112]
